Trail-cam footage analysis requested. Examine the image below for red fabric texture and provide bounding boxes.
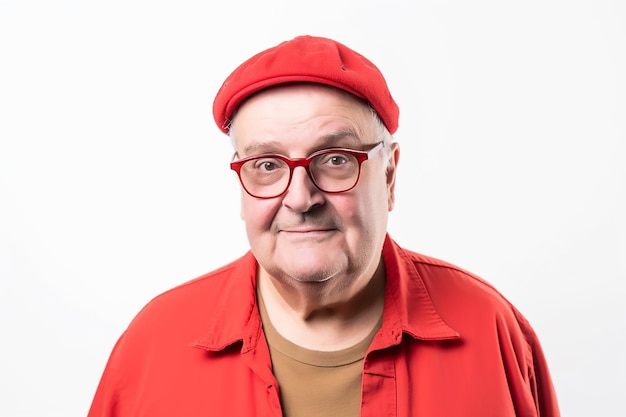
[88,235,560,416]
[212,35,400,135]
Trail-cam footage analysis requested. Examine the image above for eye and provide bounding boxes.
[318,152,350,166]
[329,154,349,165]
[314,152,357,170]
[252,157,283,172]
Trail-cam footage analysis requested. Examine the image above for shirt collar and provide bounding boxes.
[192,251,261,353]
[192,234,460,352]
[374,234,460,349]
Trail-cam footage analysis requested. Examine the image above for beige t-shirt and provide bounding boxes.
[259,296,381,417]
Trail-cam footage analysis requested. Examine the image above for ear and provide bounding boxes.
[386,142,400,211]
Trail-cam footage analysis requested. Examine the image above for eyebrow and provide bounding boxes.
[241,130,363,156]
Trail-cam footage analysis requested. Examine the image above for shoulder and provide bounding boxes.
[404,247,507,300]
[151,254,253,306]
[397,245,536,337]
[121,253,257,340]
[407,249,504,299]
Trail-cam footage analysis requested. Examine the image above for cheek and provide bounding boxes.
[240,195,279,232]
[346,179,390,232]
[355,171,388,208]
[333,192,377,231]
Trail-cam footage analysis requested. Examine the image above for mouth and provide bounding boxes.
[278,228,338,239]
[280,228,335,235]
[281,227,333,233]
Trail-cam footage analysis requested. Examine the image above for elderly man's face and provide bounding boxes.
[231,84,398,292]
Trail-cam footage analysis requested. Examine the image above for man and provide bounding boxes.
[88,35,560,416]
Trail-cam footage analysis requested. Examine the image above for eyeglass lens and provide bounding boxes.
[239,150,362,198]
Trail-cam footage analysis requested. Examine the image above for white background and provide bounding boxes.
[1,1,624,416]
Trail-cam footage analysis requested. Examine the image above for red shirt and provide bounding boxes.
[88,235,560,416]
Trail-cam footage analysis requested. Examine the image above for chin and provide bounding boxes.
[289,272,336,284]
[278,255,347,284]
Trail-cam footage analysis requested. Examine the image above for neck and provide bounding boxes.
[257,259,386,351]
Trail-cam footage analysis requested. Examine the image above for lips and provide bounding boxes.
[280,228,334,233]
[273,216,342,235]
[277,225,339,240]
[276,220,338,233]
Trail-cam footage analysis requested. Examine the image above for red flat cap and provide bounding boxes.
[212,35,399,134]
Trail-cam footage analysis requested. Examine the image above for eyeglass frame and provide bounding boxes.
[230,141,385,199]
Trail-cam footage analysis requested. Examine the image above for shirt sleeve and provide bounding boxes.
[514,309,561,417]
[87,332,126,417]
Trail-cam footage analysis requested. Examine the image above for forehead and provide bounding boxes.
[230,83,376,154]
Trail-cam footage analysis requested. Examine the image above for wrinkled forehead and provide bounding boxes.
[229,83,377,144]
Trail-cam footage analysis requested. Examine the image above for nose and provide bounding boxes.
[281,166,325,213]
